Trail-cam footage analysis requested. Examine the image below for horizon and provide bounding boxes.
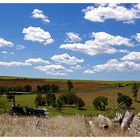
[0,4,140,80]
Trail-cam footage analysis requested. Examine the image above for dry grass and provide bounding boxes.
[0,114,132,137]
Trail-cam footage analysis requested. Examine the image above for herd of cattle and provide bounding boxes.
[11,105,48,116]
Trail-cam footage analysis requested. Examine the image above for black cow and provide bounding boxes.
[26,107,48,116]
[12,106,25,115]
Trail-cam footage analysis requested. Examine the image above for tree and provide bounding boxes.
[75,97,85,109]
[51,84,59,92]
[117,92,132,109]
[65,93,78,105]
[57,94,67,107]
[42,84,50,93]
[0,86,7,94]
[46,93,56,106]
[35,94,46,108]
[24,85,32,92]
[132,83,139,101]
[92,96,108,111]
[37,85,42,93]
[67,80,73,93]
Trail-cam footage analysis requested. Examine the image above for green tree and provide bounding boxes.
[37,85,42,93]
[35,94,46,108]
[117,92,132,109]
[75,97,85,109]
[57,94,67,106]
[132,83,139,101]
[65,93,77,105]
[24,85,32,92]
[46,93,56,106]
[42,84,50,93]
[93,96,108,111]
[67,80,73,93]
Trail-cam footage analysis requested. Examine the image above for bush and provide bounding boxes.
[51,84,59,92]
[7,93,14,101]
[57,94,67,106]
[75,97,85,109]
[37,85,42,93]
[24,85,32,92]
[42,84,50,93]
[93,96,108,111]
[35,94,46,108]
[46,93,56,106]
[65,94,78,105]
[0,86,7,94]
[117,92,132,109]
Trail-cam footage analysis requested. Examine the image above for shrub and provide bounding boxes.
[93,96,108,111]
[57,94,67,106]
[67,80,73,93]
[65,94,78,105]
[117,92,132,109]
[35,94,46,108]
[51,84,59,92]
[37,85,42,93]
[24,85,32,92]
[75,97,85,109]
[7,93,14,101]
[0,86,7,94]
[42,84,50,93]
[46,93,56,106]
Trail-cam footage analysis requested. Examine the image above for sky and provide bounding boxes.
[0,3,140,80]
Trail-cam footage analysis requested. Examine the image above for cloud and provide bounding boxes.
[0,61,31,67]
[135,33,140,42]
[1,51,14,55]
[35,64,73,75]
[82,4,140,24]
[25,58,50,65]
[32,9,50,23]
[51,53,84,65]
[16,45,25,50]
[0,38,14,47]
[1,51,8,54]
[70,65,82,71]
[22,26,54,45]
[65,32,81,43]
[121,52,140,61]
[84,59,140,74]
[60,32,131,56]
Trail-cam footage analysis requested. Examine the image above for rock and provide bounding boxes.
[98,114,112,127]
[129,112,140,136]
[114,112,123,124]
[121,111,133,130]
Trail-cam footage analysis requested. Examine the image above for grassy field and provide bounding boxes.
[0,82,140,116]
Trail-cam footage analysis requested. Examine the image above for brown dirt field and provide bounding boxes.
[0,79,103,92]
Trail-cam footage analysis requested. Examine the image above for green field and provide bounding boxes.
[0,78,140,117]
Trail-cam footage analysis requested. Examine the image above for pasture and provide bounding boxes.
[0,76,140,117]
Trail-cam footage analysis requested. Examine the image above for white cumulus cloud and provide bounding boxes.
[84,59,140,74]
[22,26,54,45]
[65,32,81,43]
[51,53,84,65]
[0,38,14,47]
[32,9,50,23]
[82,4,140,24]
[135,33,140,42]
[35,64,73,75]
[60,32,131,56]
[25,58,50,65]
[121,52,140,61]
[16,45,25,50]
[0,61,31,67]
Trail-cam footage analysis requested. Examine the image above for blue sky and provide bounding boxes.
[0,3,140,80]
